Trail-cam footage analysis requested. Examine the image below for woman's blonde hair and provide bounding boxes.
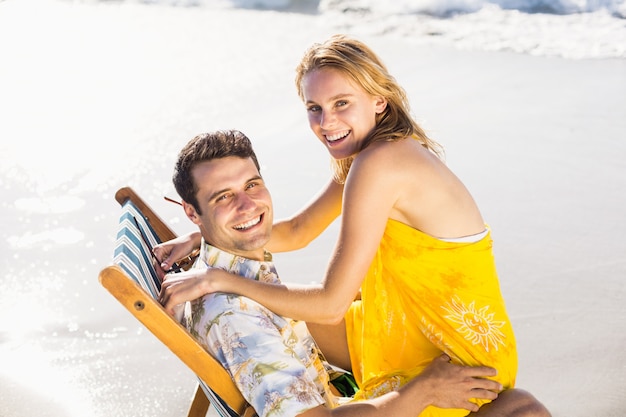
[295,34,444,183]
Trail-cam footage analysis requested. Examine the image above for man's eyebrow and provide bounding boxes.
[208,187,231,201]
[208,175,263,201]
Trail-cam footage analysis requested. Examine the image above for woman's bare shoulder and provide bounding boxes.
[356,138,435,171]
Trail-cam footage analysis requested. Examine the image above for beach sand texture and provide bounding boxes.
[1,1,625,416]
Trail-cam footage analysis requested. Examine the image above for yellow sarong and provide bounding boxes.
[345,219,517,416]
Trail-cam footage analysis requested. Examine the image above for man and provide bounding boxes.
[156,130,549,417]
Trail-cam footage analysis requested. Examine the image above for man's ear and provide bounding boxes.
[182,201,202,226]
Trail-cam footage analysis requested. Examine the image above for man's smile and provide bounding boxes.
[233,214,263,231]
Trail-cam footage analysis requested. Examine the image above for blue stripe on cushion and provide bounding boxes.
[113,200,161,299]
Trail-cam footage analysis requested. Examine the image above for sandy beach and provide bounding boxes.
[1,1,625,416]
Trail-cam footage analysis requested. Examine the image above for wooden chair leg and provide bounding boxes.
[186,383,211,417]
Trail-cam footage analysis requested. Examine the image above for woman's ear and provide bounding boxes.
[374,96,387,114]
[182,201,201,226]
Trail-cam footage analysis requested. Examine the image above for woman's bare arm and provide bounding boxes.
[156,178,342,270]
[161,143,402,324]
[268,178,343,252]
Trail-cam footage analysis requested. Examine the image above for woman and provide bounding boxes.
[158,35,541,416]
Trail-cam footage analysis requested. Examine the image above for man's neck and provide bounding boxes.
[197,239,277,283]
[203,241,266,262]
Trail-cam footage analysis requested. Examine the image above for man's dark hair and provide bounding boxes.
[173,130,260,214]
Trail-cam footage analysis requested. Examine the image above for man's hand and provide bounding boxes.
[153,232,201,280]
[417,354,502,412]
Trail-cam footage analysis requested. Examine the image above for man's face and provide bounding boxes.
[184,156,273,261]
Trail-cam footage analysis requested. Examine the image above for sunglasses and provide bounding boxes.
[132,215,198,274]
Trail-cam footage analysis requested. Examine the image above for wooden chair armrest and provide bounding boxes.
[98,265,248,415]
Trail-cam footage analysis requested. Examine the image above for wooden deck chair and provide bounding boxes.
[98,187,256,417]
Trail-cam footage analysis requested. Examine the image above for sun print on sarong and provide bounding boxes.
[442,296,506,352]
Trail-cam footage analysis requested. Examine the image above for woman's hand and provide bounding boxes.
[416,354,502,412]
[158,268,229,315]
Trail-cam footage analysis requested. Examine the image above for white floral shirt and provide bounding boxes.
[183,240,337,417]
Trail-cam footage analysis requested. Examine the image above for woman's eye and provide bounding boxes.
[336,100,348,108]
[307,105,321,113]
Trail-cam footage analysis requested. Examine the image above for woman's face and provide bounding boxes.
[301,67,386,161]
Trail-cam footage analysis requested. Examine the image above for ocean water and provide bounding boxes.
[112,0,626,59]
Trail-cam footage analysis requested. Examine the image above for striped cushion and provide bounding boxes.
[112,199,242,417]
[113,199,161,299]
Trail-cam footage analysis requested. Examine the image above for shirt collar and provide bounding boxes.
[197,238,280,284]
